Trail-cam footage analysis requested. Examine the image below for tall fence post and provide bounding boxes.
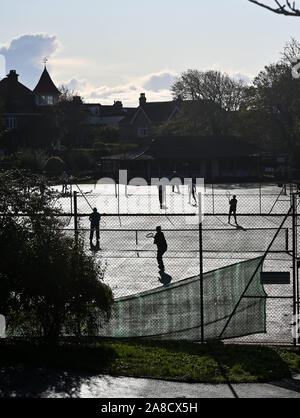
[285,228,289,253]
[70,183,73,214]
[199,192,204,343]
[259,182,262,214]
[292,193,298,346]
[73,190,78,244]
[212,183,215,215]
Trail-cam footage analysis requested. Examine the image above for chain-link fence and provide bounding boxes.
[49,181,300,345]
[52,181,296,217]
[7,181,299,344]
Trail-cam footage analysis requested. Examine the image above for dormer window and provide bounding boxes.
[37,95,54,105]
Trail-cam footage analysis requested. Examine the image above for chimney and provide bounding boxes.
[114,100,123,110]
[7,70,19,83]
[139,93,146,107]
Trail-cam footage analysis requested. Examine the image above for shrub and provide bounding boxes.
[63,149,97,172]
[45,156,66,175]
[0,170,114,343]
[16,148,48,173]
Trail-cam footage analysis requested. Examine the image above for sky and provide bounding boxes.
[1,0,300,106]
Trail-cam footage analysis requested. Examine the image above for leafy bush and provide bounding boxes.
[63,149,97,172]
[0,170,114,344]
[16,148,49,172]
[45,156,66,175]
[99,126,120,142]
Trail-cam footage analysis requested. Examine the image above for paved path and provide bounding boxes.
[1,366,300,398]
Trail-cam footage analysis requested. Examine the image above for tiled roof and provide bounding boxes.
[84,104,135,118]
[139,136,262,159]
[0,73,35,112]
[140,101,179,123]
[121,101,179,125]
[0,75,32,98]
[33,67,60,95]
[102,136,262,160]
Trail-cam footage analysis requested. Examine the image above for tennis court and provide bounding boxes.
[54,182,299,343]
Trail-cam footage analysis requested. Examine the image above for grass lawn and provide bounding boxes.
[1,339,300,384]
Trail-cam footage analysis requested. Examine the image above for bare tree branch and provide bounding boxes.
[249,0,300,16]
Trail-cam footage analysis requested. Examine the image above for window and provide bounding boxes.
[38,95,54,105]
[7,116,17,129]
[137,126,148,137]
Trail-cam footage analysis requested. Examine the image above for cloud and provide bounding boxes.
[0,33,59,87]
[232,72,254,85]
[0,33,177,106]
[62,70,178,107]
[142,71,177,92]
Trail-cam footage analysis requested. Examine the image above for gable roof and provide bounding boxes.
[0,71,35,112]
[33,67,61,95]
[0,73,32,99]
[121,101,180,125]
[140,101,179,123]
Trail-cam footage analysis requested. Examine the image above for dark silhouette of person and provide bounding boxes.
[158,271,173,286]
[61,171,69,194]
[171,171,180,194]
[228,195,238,224]
[188,179,197,205]
[158,184,166,209]
[154,226,168,271]
[89,207,101,245]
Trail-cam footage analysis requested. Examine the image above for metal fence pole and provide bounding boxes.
[70,183,73,214]
[292,193,297,346]
[212,183,215,215]
[285,228,289,253]
[259,182,262,214]
[73,190,78,244]
[199,192,204,343]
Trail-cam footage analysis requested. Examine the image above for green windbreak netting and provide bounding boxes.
[98,257,266,340]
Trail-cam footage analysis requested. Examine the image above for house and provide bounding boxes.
[0,66,61,146]
[99,135,266,181]
[84,101,135,128]
[119,93,180,138]
[0,67,179,141]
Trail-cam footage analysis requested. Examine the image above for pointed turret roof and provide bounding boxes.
[33,67,60,95]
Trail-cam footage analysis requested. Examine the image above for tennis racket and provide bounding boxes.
[226,191,231,201]
[146,232,155,238]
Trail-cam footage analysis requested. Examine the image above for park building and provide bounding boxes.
[99,135,287,182]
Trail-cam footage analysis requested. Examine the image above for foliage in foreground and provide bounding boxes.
[0,170,114,343]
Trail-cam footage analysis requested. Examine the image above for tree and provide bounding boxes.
[54,88,89,148]
[0,170,114,343]
[239,59,300,165]
[0,102,4,139]
[154,100,229,136]
[164,70,247,137]
[281,37,300,65]
[249,0,300,16]
[171,70,246,111]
